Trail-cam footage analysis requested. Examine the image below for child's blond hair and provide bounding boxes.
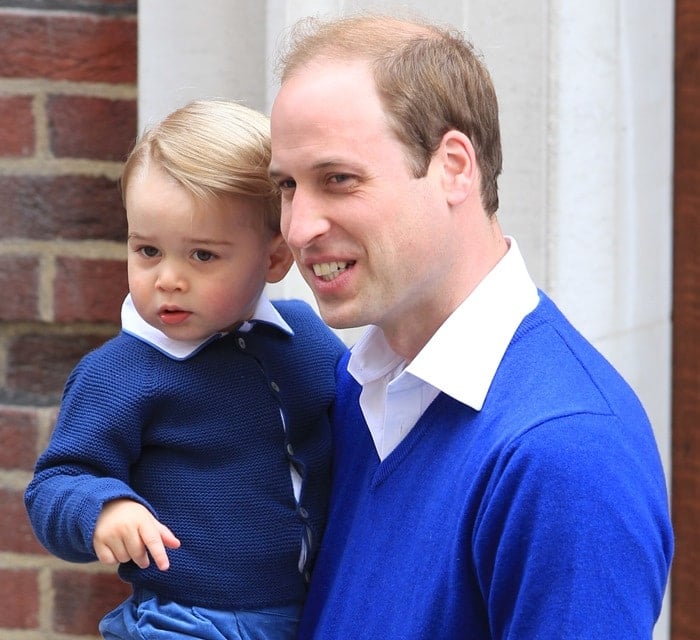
[121,100,280,233]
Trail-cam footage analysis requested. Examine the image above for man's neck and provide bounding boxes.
[382,224,509,362]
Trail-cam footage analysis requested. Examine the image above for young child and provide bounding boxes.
[24,99,346,639]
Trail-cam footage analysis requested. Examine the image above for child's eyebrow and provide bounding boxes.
[184,238,234,247]
[128,232,232,247]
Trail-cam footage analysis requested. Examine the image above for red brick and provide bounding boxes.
[0,95,35,157]
[54,257,127,323]
[5,331,114,401]
[53,570,130,635]
[0,175,127,241]
[48,95,137,161]
[0,255,40,321]
[0,13,136,83]
[0,488,46,555]
[0,406,39,471]
[0,568,39,628]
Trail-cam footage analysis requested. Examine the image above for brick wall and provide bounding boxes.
[0,1,137,637]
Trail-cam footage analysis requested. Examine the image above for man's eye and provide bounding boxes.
[194,250,214,262]
[139,246,160,258]
[329,174,352,185]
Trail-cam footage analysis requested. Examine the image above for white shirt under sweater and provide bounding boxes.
[121,292,293,360]
[347,236,539,461]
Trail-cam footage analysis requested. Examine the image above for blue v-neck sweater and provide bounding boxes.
[298,293,673,639]
[25,299,346,610]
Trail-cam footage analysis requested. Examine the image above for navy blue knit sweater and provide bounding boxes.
[25,299,346,610]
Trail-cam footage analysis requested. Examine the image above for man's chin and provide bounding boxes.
[316,303,364,331]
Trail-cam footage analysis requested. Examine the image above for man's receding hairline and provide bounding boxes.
[277,14,444,82]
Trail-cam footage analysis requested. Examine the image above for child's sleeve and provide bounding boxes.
[24,344,155,563]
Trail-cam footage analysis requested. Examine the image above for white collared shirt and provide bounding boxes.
[347,237,539,460]
[121,292,293,360]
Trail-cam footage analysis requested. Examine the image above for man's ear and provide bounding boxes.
[439,130,477,206]
[266,233,294,283]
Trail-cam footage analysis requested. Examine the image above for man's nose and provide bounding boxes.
[282,189,332,250]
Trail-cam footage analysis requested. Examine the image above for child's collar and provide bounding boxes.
[120,293,293,360]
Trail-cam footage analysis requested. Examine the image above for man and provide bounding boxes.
[269,13,673,639]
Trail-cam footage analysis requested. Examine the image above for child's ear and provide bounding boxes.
[266,233,294,283]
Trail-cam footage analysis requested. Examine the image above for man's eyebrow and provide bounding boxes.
[269,159,358,178]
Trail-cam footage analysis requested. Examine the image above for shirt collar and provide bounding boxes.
[348,236,539,410]
[121,292,294,361]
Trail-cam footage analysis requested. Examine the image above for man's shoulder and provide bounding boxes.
[497,292,647,429]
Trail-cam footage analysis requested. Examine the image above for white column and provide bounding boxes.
[138,0,268,131]
[546,0,674,491]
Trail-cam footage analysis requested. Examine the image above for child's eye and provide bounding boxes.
[277,178,296,191]
[193,250,215,262]
[138,246,160,258]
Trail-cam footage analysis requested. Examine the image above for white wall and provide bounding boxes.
[139,3,674,636]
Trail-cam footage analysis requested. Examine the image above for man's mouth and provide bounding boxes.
[312,261,353,281]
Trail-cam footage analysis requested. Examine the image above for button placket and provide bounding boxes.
[234,333,308,571]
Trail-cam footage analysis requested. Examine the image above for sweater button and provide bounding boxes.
[298,506,309,520]
[237,337,246,349]
[271,381,280,392]
[286,443,294,456]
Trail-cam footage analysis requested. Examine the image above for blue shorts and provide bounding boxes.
[99,589,301,640]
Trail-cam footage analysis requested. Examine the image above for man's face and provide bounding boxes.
[270,60,452,346]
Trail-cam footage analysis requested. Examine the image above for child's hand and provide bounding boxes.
[93,499,181,571]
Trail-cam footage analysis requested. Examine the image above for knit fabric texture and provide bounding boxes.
[298,292,673,639]
[25,299,347,610]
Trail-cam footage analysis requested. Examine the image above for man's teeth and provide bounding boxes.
[313,261,349,281]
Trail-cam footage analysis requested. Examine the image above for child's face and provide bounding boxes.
[125,161,288,342]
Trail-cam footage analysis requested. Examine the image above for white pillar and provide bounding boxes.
[138,0,268,132]
[546,5,673,631]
